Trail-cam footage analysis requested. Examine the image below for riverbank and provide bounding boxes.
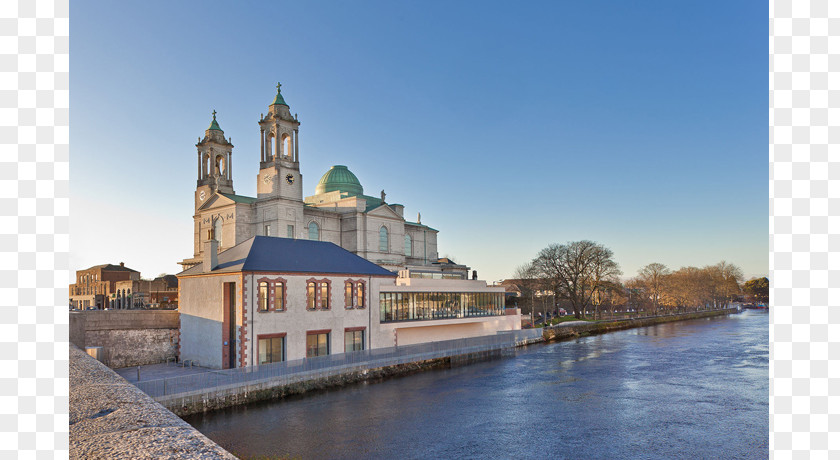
[541,308,737,342]
[162,310,734,417]
[161,347,512,417]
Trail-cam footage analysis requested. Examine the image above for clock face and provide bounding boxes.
[199,190,206,201]
[286,174,295,185]
[263,175,271,184]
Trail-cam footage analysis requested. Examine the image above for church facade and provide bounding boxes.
[180,86,440,274]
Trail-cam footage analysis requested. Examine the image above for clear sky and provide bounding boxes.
[70,1,767,284]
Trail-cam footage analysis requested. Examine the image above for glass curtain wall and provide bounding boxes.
[379,292,505,322]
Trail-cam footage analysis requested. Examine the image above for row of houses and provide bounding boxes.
[68,263,178,310]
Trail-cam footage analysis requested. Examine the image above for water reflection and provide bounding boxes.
[186,311,768,459]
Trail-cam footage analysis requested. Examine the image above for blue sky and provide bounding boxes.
[70,1,767,283]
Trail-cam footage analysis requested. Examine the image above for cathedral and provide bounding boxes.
[179,85,442,274]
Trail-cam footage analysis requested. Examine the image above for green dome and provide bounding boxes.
[315,165,364,196]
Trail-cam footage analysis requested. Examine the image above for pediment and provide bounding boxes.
[366,204,403,220]
[197,193,235,211]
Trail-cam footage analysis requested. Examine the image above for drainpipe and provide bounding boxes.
[249,273,254,367]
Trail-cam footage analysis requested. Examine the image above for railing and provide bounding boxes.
[136,329,543,399]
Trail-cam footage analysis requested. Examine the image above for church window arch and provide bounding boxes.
[202,153,210,178]
[308,221,320,241]
[213,218,223,247]
[282,134,292,159]
[266,133,275,160]
[379,226,389,253]
[404,234,412,257]
[215,154,225,176]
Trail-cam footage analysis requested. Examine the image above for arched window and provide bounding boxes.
[379,226,389,252]
[281,134,291,158]
[215,154,224,176]
[213,218,223,247]
[266,133,274,160]
[258,282,269,312]
[308,222,319,241]
[404,234,412,257]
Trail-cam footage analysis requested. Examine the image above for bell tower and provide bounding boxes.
[195,111,235,210]
[257,83,302,201]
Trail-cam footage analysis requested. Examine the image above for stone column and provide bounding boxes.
[274,125,280,159]
[197,151,201,180]
[294,128,299,163]
[228,151,232,180]
[260,128,265,162]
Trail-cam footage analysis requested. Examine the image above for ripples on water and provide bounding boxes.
[185,311,769,459]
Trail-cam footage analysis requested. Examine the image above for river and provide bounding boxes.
[185,310,769,459]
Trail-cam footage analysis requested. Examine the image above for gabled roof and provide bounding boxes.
[179,236,397,277]
[87,263,139,272]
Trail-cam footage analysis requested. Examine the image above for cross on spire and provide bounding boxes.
[276,82,282,92]
[212,109,217,119]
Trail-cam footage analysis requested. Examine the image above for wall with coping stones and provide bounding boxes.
[69,344,236,459]
[70,310,179,369]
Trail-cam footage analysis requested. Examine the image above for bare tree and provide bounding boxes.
[531,241,621,320]
[638,263,670,314]
[512,262,541,320]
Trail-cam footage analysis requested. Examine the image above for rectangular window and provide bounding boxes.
[258,335,285,364]
[306,332,329,357]
[345,329,364,353]
[307,282,316,310]
[320,283,329,309]
[345,282,353,309]
[287,225,294,238]
[258,282,269,312]
[264,224,271,236]
[274,283,285,311]
[356,282,365,308]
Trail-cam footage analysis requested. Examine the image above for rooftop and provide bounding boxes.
[179,236,397,277]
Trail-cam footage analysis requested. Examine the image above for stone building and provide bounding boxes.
[179,85,440,274]
[69,263,139,310]
[176,84,521,368]
[69,264,178,310]
[178,236,516,368]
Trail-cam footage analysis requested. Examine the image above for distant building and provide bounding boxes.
[69,264,178,310]
[112,275,179,310]
[69,263,139,310]
[178,236,517,368]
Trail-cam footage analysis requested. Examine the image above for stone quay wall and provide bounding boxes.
[69,344,236,459]
[542,308,737,342]
[70,310,180,369]
[159,349,503,417]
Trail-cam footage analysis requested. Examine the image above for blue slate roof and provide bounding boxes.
[179,236,396,277]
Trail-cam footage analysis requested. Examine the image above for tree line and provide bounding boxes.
[511,240,766,320]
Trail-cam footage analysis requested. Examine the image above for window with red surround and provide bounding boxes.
[344,279,367,309]
[257,332,286,364]
[257,276,287,312]
[306,278,331,310]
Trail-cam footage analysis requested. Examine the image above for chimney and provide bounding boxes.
[203,239,219,273]
[119,262,124,267]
